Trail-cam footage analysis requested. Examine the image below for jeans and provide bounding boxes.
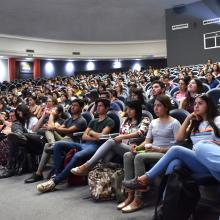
[53,141,98,184]
[37,131,72,174]
[124,151,164,198]
[145,145,212,181]
[85,139,131,168]
[194,140,220,181]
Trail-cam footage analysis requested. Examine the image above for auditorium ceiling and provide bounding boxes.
[0,0,197,42]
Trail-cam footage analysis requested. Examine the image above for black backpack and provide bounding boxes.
[153,167,201,220]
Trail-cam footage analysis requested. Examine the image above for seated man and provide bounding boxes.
[146,80,177,118]
[99,91,121,111]
[24,99,87,183]
[37,98,114,193]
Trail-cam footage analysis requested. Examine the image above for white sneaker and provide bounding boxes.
[37,179,55,193]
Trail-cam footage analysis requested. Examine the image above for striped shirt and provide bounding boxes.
[191,116,220,145]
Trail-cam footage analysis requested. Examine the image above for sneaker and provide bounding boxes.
[0,167,14,179]
[37,179,55,193]
[24,173,43,184]
[71,164,90,176]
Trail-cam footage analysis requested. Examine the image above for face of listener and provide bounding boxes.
[151,83,164,97]
[206,73,213,82]
[187,79,198,93]
[179,80,186,91]
[154,100,168,118]
[96,102,107,115]
[28,98,35,106]
[9,112,16,122]
[126,107,136,120]
[70,102,81,115]
[194,97,208,117]
[46,99,53,108]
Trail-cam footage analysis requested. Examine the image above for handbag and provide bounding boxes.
[24,133,45,155]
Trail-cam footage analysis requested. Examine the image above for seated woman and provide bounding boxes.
[205,71,219,89]
[123,94,220,197]
[0,104,39,178]
[72,100,150,175]
[119,95,181,213]
[174,77,189,102]
[0,110,17,168]
[27,95,41,118]
[36,97,57,119]
[179,78,203,113]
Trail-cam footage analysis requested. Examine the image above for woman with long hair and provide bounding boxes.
[174,77,190,102]
[72,100,150,175]
[123,94,220,196]
[119,95,181,213]
[180,78,203,113]
[27,95,41,118]
[37,97,57,119]
[15,103,38,132]
[212,64,220,77]
[0,104,39,178]
[205,71,219,89]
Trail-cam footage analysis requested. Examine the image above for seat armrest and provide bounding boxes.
[129,137,145,145]
[99,133,119,140]
[72,131,84,137]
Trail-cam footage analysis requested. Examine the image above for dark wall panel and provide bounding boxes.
[166,0,220,67]
[40,59,167,78]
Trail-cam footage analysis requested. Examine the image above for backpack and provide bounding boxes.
[88,163,121,201]
[7,132,44,175]
[153,167,201,220]
[111,169,127,203]
[0,138,9,167]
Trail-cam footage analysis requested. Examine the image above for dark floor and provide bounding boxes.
[0,174,219,220]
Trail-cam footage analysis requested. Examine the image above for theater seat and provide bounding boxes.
[170,109,189,124]
[202,83,211,92]
[142,110,153,122]
[113,100,125,111]
[107,111,121,133]
[118,95,126,102]
[170,86,179,97]
[81,111,94,125]
[207,88,220,105]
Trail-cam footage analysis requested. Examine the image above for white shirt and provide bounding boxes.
[25,116,38,133]
[191,116,220,145]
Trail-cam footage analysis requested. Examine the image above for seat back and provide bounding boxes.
[170,98,179,110]
[118,95,126,102]
[170,109,190,124]
[207,88,220,105]
[81,111,94,125]
[170,86,179,97]
[202,83,211,92]
[142,110,154,122]
[107,111,121,133]
[114,100,125,111]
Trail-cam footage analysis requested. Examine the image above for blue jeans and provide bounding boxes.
[53,141,98,184]
[145,145,212,180]
[194,140,220,181]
